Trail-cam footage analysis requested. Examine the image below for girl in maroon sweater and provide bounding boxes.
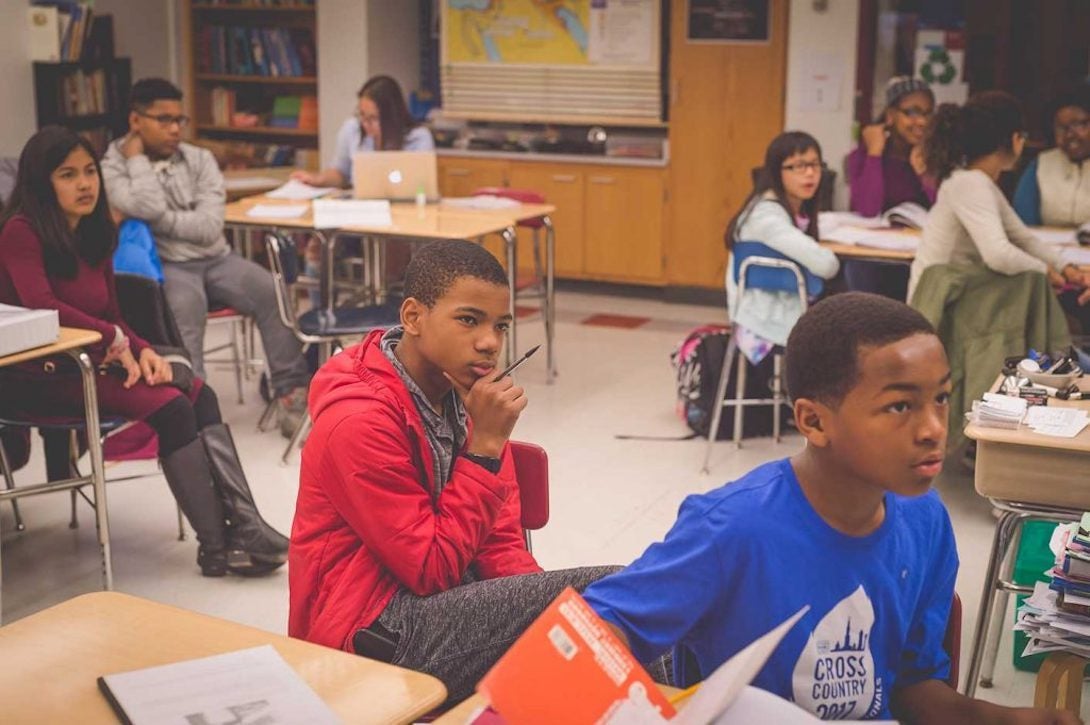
[0,126,287,577]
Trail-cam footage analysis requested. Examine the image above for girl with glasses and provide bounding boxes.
[1013,86,1090,227]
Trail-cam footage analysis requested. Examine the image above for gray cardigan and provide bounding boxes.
[101,140,229,262]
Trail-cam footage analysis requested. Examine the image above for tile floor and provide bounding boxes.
[0,289,1082,715]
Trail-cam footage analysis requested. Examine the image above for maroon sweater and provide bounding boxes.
[0,215,148,366]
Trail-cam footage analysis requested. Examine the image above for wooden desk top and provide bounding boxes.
[0,592,446,724]
[224,196,556,240]
[965,377,1090,453]
[0,327,101,369]
[223,167,293,201]
[820,225,1085,265]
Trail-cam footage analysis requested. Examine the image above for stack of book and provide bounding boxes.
[1015,516,1090,658]
[196,26,316,77]
[209,87,237,127]
[971,393,1028,429]
[269,95,317,130]
[59,69,109,117]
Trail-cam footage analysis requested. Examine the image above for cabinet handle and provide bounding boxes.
[551,174,576,183]
[447,168,471,177]
[589,176,616,185]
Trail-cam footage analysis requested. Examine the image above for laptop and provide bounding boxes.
[352,150,439,202]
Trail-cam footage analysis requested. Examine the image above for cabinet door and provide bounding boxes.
[437,157,508,197]
[507,163,585,277]
[583,168,665,283]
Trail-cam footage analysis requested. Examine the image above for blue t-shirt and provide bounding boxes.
[583,458,958,721]
[331,118,435,184]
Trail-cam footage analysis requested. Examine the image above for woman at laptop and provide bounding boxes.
[292,75,434,189]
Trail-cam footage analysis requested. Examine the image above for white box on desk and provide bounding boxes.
[0,304,59,357]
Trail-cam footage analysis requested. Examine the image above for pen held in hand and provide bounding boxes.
[497,345,540,379]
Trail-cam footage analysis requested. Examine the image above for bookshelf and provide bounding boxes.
[32,58,132,157]
[183,0,319,169]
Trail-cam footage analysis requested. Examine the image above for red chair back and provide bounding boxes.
[473,187,547,229]
[510,441,549,531]
[944,592,962,689]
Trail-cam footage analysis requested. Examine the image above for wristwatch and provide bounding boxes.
[463,451,501,474]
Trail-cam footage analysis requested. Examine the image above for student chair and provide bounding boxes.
[510,441,550,552]
[204,307,263,405]
[702,242,823,472]
[264,233,402,462]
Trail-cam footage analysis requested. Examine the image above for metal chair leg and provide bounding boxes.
[176,504,186,541]
[733,348,747,449]
[772,353,784,443]
[68,430,80,529]
[231,318,244,404]
[281,410,313,465]
[702,330,738,474]
[965,510,1027,696]
[257,398,279,433]
[0,439,24,532]
[980,518,1024,687]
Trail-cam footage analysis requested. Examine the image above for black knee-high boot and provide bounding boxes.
[199,423,289,575]
[159,438,229,577]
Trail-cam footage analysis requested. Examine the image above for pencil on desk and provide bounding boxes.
[668,682,701,706]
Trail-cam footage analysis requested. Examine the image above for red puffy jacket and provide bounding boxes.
[288,330,542,651]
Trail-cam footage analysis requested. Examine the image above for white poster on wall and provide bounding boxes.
[588,0,655,66]
[791,53,845,112]
[914,30,968,105]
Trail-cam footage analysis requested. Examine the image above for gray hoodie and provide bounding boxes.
[101,140,229,262]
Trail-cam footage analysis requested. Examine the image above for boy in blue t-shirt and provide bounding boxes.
[584,293,1078,724]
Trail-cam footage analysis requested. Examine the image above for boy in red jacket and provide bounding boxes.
[288,240,619,702]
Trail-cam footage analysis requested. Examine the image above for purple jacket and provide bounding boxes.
[847,144,937,217]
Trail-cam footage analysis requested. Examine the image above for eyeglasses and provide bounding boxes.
[781,161,825,174]
[896,106,933,120]
[1056,119,1090,135]
[137,112,190,128]
[354,110,381,125]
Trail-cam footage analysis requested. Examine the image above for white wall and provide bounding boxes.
[95,0,174,81]
[0,4,39,157]
[367,1,421,105]
[317,0,369,167]
[784,0,860,209]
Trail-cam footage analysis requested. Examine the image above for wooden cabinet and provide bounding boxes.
[506,163,585,278]
[584,168,665,284]
[437,155,666,285]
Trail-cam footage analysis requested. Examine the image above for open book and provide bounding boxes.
[475,587,810,724]
[880,202,929,230]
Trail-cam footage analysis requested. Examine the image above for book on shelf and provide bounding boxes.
[30,3,115,62]
[197,25,315,77]
[198,0,315,5]
[58,69,110,117]
[192,138,299,168]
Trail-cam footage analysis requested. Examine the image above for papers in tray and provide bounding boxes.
[97,645,339,725]
[246,203,308,220]
[312,199,392,229]
[265,179,338,200]
[0,303,59,357]
[971,393,1028,429]
[442,195,522,210]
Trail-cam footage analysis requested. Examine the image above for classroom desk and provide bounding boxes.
[223,197,558,378]
[222,167,293,201]
[962,378,1090,697]
[434,684,683,724]
[819,225,1085,265]
[0,591,447,724]
[0,327,111,623]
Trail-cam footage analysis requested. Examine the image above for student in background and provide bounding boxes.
[101,78,311,438]
[288,241,645,704]
[1014,86,1090,227]
[0,126,288,578]
[844,77,936,299]
[584,293,1079,724]
[909,91,1090,314]
[291,75,434,189]
[725,131,839,355]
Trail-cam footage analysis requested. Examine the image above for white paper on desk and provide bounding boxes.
[674,606,808,725]
[442,195,522,210]
[266,179,337,200]
[1062,247,1090,266]
[98,644,341,725]
[1023,406,1089,437]
[1034,228,1078,245]
[312,199,392,229]
[225,175,281,191]
[854,231,919,252]
[818,212,889,231]
[246,203,308,219]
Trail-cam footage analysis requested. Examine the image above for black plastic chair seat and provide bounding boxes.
[0,416,129,434]
[298,301,402,337]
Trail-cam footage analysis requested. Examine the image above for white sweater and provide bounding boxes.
[727,194,840,345]
[908,169,1066,302]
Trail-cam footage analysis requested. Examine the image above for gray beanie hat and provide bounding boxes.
[885,76,934,108]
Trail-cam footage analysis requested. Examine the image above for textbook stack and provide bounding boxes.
[269,96,318,130]
[1015,516,1090,659]
[196,26,316,78]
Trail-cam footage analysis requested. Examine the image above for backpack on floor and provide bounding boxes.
[671,325,776,440]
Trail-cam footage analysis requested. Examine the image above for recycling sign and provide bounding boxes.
[919,48,957,85]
